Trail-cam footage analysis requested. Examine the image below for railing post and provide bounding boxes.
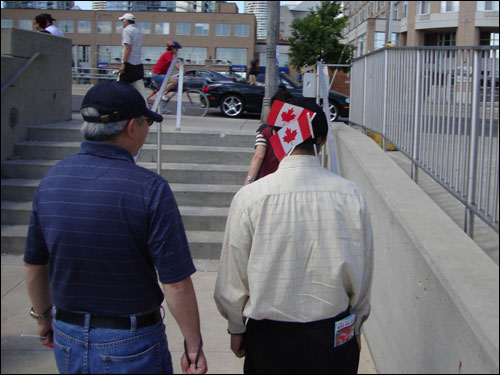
[362,56,367,128]
[412,50,422,182]
[465,49,481,237]
[382,48,389,151]
[176,60,184,131]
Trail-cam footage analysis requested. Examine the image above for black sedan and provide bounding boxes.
[145,69,243,90]
[201,72,350,121]
[176,69,244,90]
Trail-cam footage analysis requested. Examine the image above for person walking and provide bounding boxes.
[118,13,147,101]
[244,87,293,185]
[215,97,374,374]
[24,81,207,374]
[40,13,63,36]
[247,59,260,85]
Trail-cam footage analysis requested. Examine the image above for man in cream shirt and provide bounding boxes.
[215,97,374,374]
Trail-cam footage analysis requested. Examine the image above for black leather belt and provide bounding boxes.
[55,308,162,330]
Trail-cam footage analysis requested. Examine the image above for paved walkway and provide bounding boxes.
[1,255,377,374]
[1,93,377,373]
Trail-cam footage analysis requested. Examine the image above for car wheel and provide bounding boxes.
[221,94,245,117]
[329,102,339,122]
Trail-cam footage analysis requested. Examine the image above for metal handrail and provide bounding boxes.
[1,52,40,94]
[349,46,499,236]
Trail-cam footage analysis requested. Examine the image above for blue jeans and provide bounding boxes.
[151,73,165,88]
[53,312,173,374]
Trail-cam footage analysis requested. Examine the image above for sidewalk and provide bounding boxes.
[1,254,377,374]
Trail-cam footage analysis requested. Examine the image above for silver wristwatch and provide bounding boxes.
[247,176,254,182]
[29,306,52,320]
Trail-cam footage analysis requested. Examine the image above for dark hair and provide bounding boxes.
[270,86,293,105]
[127,20,135,24]
[40,13,54,24]
[35,15,48,28]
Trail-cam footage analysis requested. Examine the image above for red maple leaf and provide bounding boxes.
[281,108,296,123]
[283,128,297,143]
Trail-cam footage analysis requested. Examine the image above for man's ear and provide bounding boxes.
[123,118,137,140]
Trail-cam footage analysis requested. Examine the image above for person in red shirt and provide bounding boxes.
[151,41,182,94]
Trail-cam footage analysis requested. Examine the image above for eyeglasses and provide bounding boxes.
[142,117,154,126]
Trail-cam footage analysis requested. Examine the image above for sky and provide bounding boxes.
[75,1,245,12]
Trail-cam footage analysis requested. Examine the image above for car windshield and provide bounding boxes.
[280,73,302,88]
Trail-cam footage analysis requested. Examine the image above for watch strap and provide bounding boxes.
[29,306,53,320]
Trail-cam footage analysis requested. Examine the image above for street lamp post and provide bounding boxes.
[260,1,280,123]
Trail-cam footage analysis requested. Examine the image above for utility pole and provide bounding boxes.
[260,1,280,122]
[385,1,394,45]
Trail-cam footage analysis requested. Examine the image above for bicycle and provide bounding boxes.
[147,78,209,117]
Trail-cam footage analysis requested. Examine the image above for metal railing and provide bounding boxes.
[350,46,499,236]
[1,52,40,94]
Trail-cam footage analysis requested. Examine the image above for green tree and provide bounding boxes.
[289,1,354,71]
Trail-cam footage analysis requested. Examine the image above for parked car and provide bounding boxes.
[165,69,241,90]
[202,72,350,121]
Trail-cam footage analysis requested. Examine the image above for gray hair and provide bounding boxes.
[80,107,129,141]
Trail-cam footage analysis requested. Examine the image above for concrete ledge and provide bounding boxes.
[332,123,499,374]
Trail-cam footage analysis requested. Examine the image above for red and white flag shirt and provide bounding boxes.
[268,100,316,161]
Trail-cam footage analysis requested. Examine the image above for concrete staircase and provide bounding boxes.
[1,118,255,259]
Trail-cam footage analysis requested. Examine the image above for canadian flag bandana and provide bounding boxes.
[267,100,316,161]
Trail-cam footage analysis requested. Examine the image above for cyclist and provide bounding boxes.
[151,41,182,95]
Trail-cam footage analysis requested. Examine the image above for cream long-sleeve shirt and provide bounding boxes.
[214,154,373,335]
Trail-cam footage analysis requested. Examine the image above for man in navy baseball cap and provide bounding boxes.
[81,80,162,124]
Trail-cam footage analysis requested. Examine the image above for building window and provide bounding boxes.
[394,3,400,19]
[480,32,499,46]
[402,1,408,18]
[178,47,208,65]
[19,19,32,30]
[437,32,456,46]
[137,22,151,35]
[58,20,74,34]
[176,22,191,35]
[417,1,430,15]
[357,34,366,56]
[115,21,123,34]
[216,48,247,66]
[234,24,249,37]
[194,23,209,36]
[477,1,499,11]
[98,45,122,64]
[155,22,170,35]
[78,20,91,34]
[216,23,230,36]
[2,19,13,27]
[374,32,386,50]
[142,46,168,65]
[97,21,112,34]
[440,1,459,12]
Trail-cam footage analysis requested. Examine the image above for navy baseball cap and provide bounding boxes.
[81,81,163,124]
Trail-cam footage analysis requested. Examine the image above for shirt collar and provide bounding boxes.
[78,140,135,163]
[278,154,321,170]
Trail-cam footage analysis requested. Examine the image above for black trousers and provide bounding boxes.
[119,63,144,83]
[243,312,360,374]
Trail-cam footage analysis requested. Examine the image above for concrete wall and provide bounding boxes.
[332,123,499,374]
[1,27,72,162]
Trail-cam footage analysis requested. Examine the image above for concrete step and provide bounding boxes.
[1,179,240,207]
[1,159,248,185]
[1,201,228,232]
[1,225,224,258]
[11,141,254,165]
[26,124,256,148]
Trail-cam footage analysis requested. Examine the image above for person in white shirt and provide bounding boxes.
[40,14,63,36]
[214,97,374,374]
[118,13,147,101]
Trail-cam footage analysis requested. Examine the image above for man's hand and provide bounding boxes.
[119,63,126,75]
[181,348,207,374]
[37,317,54,346]
[230,334,245,358]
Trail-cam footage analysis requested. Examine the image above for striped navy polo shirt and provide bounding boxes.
[24,141,195,316]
